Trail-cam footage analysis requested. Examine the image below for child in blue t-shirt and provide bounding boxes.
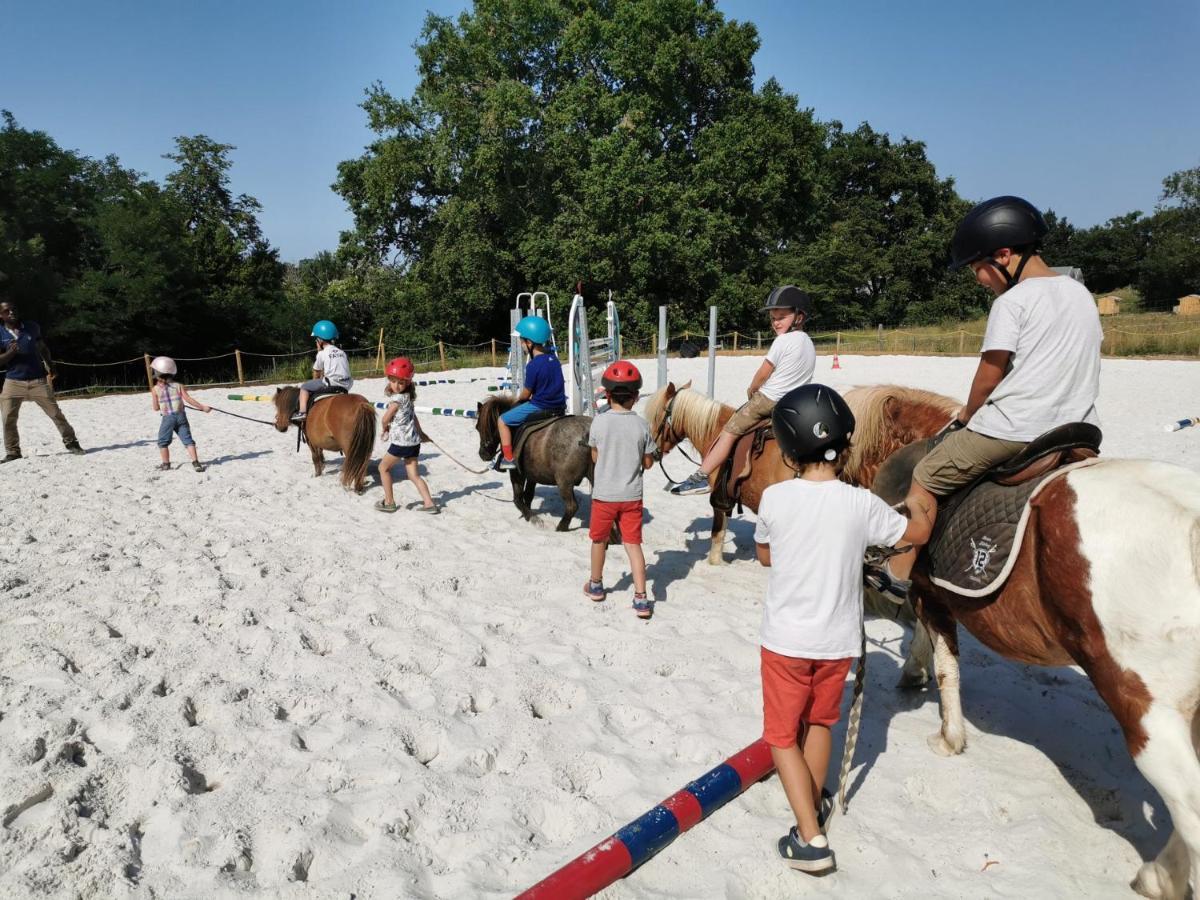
[496,315,565,471]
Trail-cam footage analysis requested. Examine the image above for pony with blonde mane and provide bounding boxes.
[643,381,956,564]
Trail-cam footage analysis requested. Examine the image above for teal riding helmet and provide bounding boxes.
[311,320,339,341]
[512,315,552,346]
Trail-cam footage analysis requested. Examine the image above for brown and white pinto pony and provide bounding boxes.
[642,382,956,564]
[848,384,1200,899]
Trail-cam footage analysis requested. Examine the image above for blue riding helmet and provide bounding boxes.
[311,320,339,341]
[512,315,552,346]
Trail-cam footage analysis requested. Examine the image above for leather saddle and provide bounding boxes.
[712,421,773,514]
[872,422,1102,596]
[510,407,567,473]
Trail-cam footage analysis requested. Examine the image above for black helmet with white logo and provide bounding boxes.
[772,384,856,464]
[949,196,1048,276]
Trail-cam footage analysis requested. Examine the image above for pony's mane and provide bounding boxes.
[842,384,959,484]
[644,384,724,448]
[477,391,519,434]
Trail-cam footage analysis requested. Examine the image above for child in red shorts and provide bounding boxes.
[755,385,930,873]
[586,361,657,618]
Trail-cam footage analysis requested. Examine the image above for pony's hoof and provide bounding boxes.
[556,522,571,532]
[1131,861,1183,900]
[896,669,931,690]
[927,731,964,757]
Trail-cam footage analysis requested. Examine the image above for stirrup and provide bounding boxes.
[863,561,910,604]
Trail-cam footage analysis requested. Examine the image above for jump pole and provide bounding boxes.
[372,402,478,419]
[1165,417,1199,432]
[706,305,717,397]
[657,305,668,390]
[516,739,773,900]
[227,394,273,402]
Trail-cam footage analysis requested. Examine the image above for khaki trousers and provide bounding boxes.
[1,378,78,456]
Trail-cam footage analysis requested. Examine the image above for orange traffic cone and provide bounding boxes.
[832,353,841,370]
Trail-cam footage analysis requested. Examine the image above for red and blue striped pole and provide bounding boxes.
[516,739,774,900]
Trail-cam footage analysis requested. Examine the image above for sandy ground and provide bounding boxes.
[1,353,1198,899]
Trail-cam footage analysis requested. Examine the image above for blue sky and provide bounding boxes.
[4,1,1198,261]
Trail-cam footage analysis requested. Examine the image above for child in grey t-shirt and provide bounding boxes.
[586,361,657,618]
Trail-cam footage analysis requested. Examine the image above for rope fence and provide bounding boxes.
[6,320,1198,399]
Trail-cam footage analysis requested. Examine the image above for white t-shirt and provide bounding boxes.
[386,393,420,446]
[760,331,816,401]
[754,479,907,659]
[969,276,1102,442]
[314,345,353,390]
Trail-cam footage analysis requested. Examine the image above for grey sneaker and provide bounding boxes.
[864,560,911,602]
[668,470,710,495]
[778,826,834,873]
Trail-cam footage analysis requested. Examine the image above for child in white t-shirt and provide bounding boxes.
[669,285,816,495]
[878,196,1102,600]
[757,384,930,874]
[294,319,354,422]
[375,357,437,514]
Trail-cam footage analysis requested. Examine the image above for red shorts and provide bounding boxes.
[761,648,853,747]
[589,499,644,543]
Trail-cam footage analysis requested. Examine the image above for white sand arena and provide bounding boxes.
[1,353,1198,898]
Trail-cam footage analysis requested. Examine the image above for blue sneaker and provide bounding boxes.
[778,827,834,873]
[583,580,606,602]
[632,592,652,619]
[668,470,710,495]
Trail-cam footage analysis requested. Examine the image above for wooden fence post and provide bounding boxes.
[756,331,761,350]
[836,332,841,358]
[235,349,245,385]
[732,332,739,351]
[877,324,883,352]
[377,328,385,372]
[958,331,965,354]
[438,340,447,370]
[491,338,497,367]
[143,354,154,390]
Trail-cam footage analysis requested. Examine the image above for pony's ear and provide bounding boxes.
[665,382,676,398]
[678,379,693,392]
[476,401,482,412]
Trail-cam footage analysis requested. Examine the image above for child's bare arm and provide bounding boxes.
[756,541,771,567]
[150,388,159,412]
[642,453,654,470]
[590,446,599,464]
[180,386,211,413]
[746,359,775,398]
[898,500,933,547]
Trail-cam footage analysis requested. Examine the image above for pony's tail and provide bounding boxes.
[341,400,376,490]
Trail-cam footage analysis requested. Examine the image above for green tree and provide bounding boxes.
[1137,164,1200,308]
[334,0,825,341]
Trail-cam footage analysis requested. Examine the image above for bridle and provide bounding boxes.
[652,390,701,485]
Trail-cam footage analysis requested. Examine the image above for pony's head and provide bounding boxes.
[273,386,300,433]
[475,393,519,460]
[643,380,724,456]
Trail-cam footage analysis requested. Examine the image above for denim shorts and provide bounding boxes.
[500,401,562,427]
[157,412,194,448]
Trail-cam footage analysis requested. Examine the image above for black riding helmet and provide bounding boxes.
[772,384,856,465]
[949,196,1048,289]
[762,285,813,322]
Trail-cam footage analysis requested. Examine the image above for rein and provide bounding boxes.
[653,391,703,485]
[209,406,278,427]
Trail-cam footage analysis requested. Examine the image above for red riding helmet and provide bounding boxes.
[386,357,415,379]
[601,360,643,392]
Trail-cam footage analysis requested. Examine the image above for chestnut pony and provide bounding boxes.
[643,381,955,564]
[272,387,376,493]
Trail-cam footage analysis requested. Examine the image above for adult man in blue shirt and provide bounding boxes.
[0,299,85,462]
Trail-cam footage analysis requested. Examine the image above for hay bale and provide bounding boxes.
[1097,296,1121,316]
[1176,295,1200,316]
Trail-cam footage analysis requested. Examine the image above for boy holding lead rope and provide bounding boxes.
[756,384,930,873]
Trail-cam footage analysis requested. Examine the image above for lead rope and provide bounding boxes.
[826,627,867,829]
[208,406,277,427]
[423,433,494,475]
